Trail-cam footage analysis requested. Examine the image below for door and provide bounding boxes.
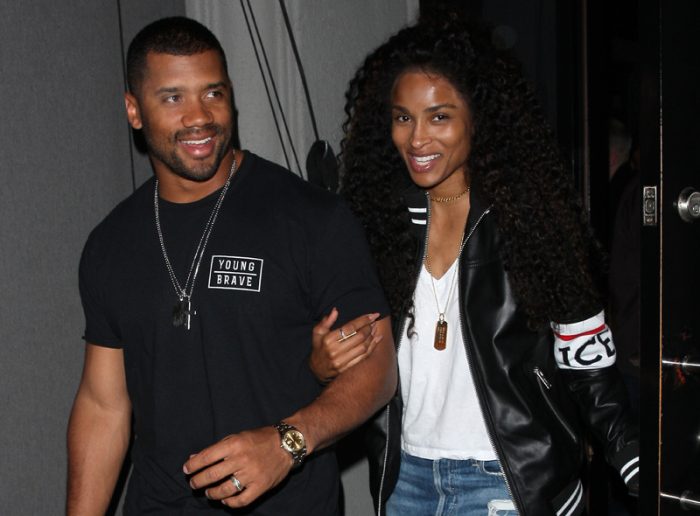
[638,0,700,513]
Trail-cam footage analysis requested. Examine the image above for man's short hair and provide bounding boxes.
[126,16,229,98]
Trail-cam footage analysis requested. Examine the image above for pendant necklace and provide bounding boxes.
[425,233,468,351]
[154,152,236,330]
[424,186,476,350]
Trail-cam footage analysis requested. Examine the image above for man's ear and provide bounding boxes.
[125,92,143,130]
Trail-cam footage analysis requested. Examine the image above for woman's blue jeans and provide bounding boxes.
[386,451,517,516]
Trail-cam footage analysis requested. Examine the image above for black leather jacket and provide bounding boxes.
[366,187,639,516]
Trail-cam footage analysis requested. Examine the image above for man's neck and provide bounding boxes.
[155,149,240,203]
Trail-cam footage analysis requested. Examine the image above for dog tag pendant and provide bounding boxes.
[434,317,447,350]
[173,297,191,330]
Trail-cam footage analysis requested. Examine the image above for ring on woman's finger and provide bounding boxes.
[230,474,243,492]
[338,328,357,342]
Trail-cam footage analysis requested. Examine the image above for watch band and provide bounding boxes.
[273,421,306,468]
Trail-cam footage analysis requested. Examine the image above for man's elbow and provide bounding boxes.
[371,326,397,407]
[378,354,398,406]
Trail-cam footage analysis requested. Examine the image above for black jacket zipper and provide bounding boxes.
[534,367,579,444]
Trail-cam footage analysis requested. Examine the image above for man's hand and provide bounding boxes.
[183,426,293,509]
[310,308,383,384]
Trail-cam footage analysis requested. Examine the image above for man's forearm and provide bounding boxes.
[181,317,395,510]
[286,316,396,455]
[66,392,131,515]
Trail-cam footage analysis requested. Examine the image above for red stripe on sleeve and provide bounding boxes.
[553,324,607,341]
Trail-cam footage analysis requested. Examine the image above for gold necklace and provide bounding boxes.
[424,200,489,350]
[430,187,470,203]
[425,236,467,351]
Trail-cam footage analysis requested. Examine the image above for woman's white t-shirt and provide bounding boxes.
[398,260,496,460]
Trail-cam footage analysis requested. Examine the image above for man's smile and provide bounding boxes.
[180,136,212,145]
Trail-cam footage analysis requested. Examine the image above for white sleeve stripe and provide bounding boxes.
[553,319,616,370]
[553,323,607,341]
[411,218,427,225]
[620,456,639,476]
[624,467,639,484]
[556,481,584,516]
[551,310,605,336]
[408,207,426,213]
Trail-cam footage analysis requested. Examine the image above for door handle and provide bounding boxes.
[676,187,700,222]
[662,355,700,375]
[661,490,700,511]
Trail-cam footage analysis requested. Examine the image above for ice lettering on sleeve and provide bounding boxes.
[551,311,616,370]
[595,330,615,357]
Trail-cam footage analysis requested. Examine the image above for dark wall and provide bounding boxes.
[482,0,558,131]
[419,0,558,130]
[0,1,183,511]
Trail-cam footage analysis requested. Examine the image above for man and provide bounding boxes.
[66,17,395,515]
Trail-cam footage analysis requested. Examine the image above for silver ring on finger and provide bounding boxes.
[230,474,243,492]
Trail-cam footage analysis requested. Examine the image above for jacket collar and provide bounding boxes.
[402,183,493,241]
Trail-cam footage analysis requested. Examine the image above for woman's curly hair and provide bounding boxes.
[340,12,604,330]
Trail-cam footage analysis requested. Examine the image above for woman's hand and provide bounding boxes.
[310,308,383,384]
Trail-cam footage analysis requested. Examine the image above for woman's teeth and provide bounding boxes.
[413,154,439,164]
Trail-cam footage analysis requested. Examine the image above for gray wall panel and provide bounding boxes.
[0,1,184,512]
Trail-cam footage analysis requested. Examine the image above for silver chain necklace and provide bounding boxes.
[154,153,236,330]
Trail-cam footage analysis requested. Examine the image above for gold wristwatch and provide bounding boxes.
[272,421,306,469]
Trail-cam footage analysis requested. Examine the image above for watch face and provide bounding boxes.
[283,430,305,452]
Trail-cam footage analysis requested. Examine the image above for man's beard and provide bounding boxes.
[142,121,232,183]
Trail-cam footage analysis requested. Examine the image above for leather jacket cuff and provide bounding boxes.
[611,441,640,494]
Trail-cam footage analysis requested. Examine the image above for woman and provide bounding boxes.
[328,12,639,516]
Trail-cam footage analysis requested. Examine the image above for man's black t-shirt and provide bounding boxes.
[79,152,389,514]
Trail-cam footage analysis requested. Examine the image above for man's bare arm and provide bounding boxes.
[183,316,396,508]
[292,315,395,450]
[67,343,132,516]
